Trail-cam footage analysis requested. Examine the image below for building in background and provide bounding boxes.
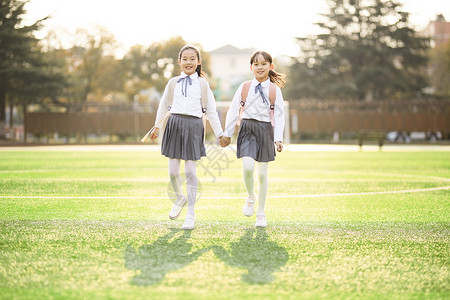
[420,14,450,48]
[209,45,255,101]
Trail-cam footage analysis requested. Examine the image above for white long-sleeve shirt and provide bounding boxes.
[154,72,223,138]
[223,78,285,142]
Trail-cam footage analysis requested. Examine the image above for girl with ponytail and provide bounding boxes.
[220,50,286,228]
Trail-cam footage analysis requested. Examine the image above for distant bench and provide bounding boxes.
[357,130,386,151]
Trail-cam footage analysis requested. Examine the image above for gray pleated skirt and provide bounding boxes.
[237,118,276,162]
[161,114,206,161]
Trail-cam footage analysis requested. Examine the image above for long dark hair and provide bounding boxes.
[178,45,204,78]
[250,51,286,87]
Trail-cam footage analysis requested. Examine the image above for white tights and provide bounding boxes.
[168,158,197,218]
[242,156,268,214]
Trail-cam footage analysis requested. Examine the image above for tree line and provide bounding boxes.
[1,0,449,139]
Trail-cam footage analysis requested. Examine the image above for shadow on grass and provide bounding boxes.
[213,228,289,284]
[124,228,209,285]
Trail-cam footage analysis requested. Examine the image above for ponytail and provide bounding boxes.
[268,70,286,88]
[250,51,286,88]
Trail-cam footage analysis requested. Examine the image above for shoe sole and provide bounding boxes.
[169,205,184,220]
[181,220,195,229]
[169,212,181,220]
[255,214,267,227]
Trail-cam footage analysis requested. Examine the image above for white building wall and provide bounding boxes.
[209,45,254,101]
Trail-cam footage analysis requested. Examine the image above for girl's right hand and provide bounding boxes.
[150,127,159,140]
[275,141,283,152]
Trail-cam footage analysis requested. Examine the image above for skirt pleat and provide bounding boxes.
[161,114,205,161]
[236,119,275,162]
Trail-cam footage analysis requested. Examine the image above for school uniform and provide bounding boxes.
[155,72,223,161]
[223,78,285,162]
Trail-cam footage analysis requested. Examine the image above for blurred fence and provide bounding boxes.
[24,99,450,142]
[288,99,449,137]
[25,111,154,137]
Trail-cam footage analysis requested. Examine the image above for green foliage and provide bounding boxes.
[121,37,187,99]
[286,0,430,101]
[46,34,213,107]
[0,0,68,134]
[47,27,122,111]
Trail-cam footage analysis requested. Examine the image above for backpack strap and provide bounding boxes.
[166,76,180,111]
[237,81,252,126]
[237,80,277,127]
[268,82,277,127]
[167,75,208,114]
[198,77,208,113]
[198,77,209,141]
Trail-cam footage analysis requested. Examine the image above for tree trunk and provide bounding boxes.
[23,103,27,143]
[0,90,6,139]
[8,102,13,127]
[9,102,14,138]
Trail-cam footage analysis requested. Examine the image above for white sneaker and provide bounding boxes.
[181,216,195,229]
[169,196,186,220]
[255,213,267,227]
[242,197,255,217]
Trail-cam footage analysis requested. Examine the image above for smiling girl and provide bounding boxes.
[150,45,224,229]
[220,51,286,227]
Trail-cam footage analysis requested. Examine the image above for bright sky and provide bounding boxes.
[24,0,450,57]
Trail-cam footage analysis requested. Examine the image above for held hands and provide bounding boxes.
[219,136,231,148]
[149,127,159,140]
[275,141,283,152]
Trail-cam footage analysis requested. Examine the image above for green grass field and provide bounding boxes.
[0,145,449,299]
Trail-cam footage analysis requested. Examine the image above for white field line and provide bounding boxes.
[1,185,449,200]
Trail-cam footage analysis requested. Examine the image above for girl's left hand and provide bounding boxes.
[275,141,283,152]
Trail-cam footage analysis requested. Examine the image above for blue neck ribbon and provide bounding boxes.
[255,83,269,105]
[177,75,192,97]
